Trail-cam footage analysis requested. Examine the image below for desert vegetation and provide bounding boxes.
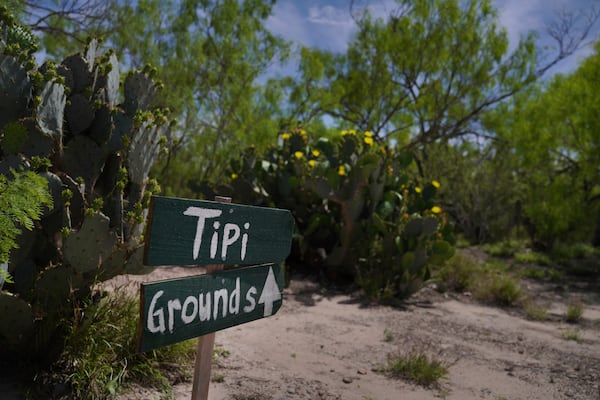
[1,1,599,398]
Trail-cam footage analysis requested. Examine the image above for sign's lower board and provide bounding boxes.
[138,264,284,352]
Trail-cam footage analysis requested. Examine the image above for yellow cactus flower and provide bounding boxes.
[312,149,321,157]
[338,165,346,176]
[364,131,373,137]
[341,130,349,136]
[231,173,238,180]
[432,180,441,188]
[308,159,316,168]
[281,133,291,140]
[364,136,374,146]
[431,206,442,214]
[294,151,304,159]
[415,186,422,193]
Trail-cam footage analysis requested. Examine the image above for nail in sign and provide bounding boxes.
[144,196,294,266]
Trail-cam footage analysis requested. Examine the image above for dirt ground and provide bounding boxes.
[115,256,600,400]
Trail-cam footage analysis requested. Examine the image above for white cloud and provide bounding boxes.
[266,2,311,46]
[267,2,356,52]
[497,0,544,48]
[307,5,349,25]
[266,0,598,76]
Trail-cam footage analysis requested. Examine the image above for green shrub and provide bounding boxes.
[474,273,523,306]
[0,169,52,275]
[524,303,548,321]
[519,267,547,280]
[514,251,551,266]
[380,352,447,387]
[434,252,479,293]
[38,290,195,399]
[482,239,524,257]
[561,329,581,342]
[551,242,599,260]
[565,303,585,323]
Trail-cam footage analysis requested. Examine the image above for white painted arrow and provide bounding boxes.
[258,266,282,317]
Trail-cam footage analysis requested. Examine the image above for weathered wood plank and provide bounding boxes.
[143,196,294,266]
[137,263,284,353]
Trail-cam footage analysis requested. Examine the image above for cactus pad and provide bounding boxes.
[127,122,167,185]
[60,174,85,229]
[12,258,37,296]
[99,246,127,279]
[107,110,132,154]
[0,293,34,344]
[422,217,439,236]
[124,245,153,275]
[0,154,25,176]
[0,55,31,129]
[65,93,94,135]
[123,71,156,115]
[105,53,120,107]
[62,212,117,274]
[36,81,66,137]
[62,54,90,94]
[19,118,53,157]
[34,265,83,312]
[85,38,98,72]
[40,171,63,217]
[62,135,104,189]
[89,104,113,145]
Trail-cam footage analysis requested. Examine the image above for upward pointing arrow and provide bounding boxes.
[258,266,282,317]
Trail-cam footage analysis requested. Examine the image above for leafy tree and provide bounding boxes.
[288,1,598,170]
[289,0,537,148]
[420,141,520,244]
[487,42,600,248]
[14,0,289,195]
[7,0,114,56]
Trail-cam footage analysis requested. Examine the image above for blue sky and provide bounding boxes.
[265,0,600,77]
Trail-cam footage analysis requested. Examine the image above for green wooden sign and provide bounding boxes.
[144,196,294,266]
[138,263,284,352]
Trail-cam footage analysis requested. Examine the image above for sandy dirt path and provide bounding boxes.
[116,267,600,400]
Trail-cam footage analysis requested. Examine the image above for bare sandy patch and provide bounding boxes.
[115,267,600,400]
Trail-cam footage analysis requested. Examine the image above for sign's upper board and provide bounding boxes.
[144,196,294,267]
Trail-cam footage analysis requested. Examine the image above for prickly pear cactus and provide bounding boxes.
[220,127,454,299]
[36,81,66,137]
[0,11,172,361]
[0,54,31,128]
[0,293,34,345]
[63,212,117,274]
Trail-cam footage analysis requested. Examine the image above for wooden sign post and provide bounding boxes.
[188,195,229,400]
[138,195,293,400]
